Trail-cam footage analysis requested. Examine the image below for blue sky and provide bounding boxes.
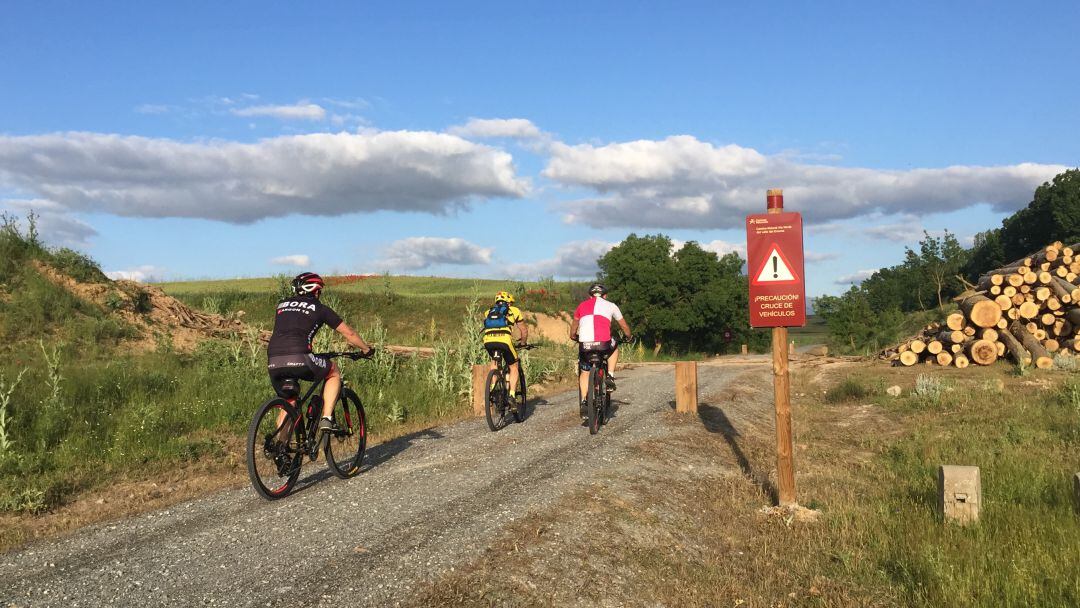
[1,1,1077,296]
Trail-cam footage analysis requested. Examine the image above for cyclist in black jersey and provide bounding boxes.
[267,272,374,436]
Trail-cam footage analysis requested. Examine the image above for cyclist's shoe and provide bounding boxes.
[605,375,617,392]
[317,416,339,436]
[579,399,588,420]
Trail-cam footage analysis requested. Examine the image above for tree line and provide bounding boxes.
[817,168,1080,353]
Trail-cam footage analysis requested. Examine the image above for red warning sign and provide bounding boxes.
[746,212,806,327]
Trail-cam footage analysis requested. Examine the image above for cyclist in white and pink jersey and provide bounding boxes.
[570,283,633,419]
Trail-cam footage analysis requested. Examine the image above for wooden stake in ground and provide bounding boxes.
[766,188,796,507]
[675,361,698,413]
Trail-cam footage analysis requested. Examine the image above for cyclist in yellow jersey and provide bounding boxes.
[481,291,528,401]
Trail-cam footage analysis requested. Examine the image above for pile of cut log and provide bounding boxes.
[887,241,1080,369]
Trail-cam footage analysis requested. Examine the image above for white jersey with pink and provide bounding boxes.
[574,297,623,342]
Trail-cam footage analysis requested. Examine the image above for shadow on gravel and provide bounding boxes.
[364,428,445,469]
[697,403,779,504]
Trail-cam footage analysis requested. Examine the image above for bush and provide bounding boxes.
[825,377,874,403]
[49,248,107,283]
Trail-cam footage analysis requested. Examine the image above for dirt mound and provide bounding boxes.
[33,261,250,352]
[527,312,573,344]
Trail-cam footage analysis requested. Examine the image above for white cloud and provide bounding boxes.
[106,265,166,283]
[0,198,97,247]
[835,269,879,285]
[506,240,615,279]
[670,238,746,257]
[0,131,528,223]
[376,237,493,271]
[270,254,311,267]
[546,135,1067,229]
[805,251,840,263]
[231,102,327,121]
[449,118,543,140]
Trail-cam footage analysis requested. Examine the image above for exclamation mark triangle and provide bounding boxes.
[752,245,798,284]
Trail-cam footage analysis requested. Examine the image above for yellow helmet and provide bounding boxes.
[495,290,515,304]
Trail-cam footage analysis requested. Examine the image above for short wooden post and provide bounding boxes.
[471,364,487,416]
[788,340,795,356]
[675,361,698,413]
[740,344,748,355]
[938,465,981,525]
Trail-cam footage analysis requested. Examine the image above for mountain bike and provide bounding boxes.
[580,337,629,435]
[484,343,535,431]
[246,351,373,499]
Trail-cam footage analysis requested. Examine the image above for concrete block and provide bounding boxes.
[939,465,981,525]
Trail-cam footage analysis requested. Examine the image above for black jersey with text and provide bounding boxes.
[266,295,343,357]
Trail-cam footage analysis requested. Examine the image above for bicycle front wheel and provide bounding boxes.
[484,369,509,431]
[325,387,367,478]
[247,398,302,499]
[512,371,527,423]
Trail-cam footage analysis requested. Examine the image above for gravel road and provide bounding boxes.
[1,359,767,607]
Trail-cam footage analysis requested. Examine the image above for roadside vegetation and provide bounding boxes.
[0,218,580,548]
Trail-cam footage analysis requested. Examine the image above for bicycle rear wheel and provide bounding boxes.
[325,387,367,478]
[247,398,302,499]
[484,369,509,431]
[587,367,602,435]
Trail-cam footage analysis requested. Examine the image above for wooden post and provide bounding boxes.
[788,340,795,356]
[768,188,797,507]
[740,344,748,355]
[471,364,487,416]
[675,361,698,413]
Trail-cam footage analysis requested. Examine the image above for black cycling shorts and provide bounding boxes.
[267,353,333,398]
[577,340,616,372]
[484,342,518,365]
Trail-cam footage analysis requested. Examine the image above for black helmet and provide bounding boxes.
[292,272,324,297]
[588,283,607,296]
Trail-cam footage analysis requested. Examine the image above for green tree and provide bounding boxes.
[1000,168,1080,260]
[597,234,762,353]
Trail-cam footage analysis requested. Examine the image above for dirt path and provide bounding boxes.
[0,359,771,607]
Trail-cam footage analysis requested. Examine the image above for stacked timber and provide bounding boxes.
[888,241,1080,370]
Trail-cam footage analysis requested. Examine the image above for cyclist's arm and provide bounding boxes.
[569,317,580,341]
[617,318,632,340]
[335,322,373,353]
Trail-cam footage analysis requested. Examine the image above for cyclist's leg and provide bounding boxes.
[577,346,590,403]
[320,362,340,419]
[607,343,620,377]
[503,342,520,397]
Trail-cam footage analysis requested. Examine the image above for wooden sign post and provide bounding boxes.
[746,189,806,507]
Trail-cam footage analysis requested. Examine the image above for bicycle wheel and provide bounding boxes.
[512,371,527,423]
[247,398,302,499]
[587,367,602,435]
[484,369,509,431]
[325,387,367,478]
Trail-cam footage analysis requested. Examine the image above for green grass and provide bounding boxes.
[821,370,1080,606]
